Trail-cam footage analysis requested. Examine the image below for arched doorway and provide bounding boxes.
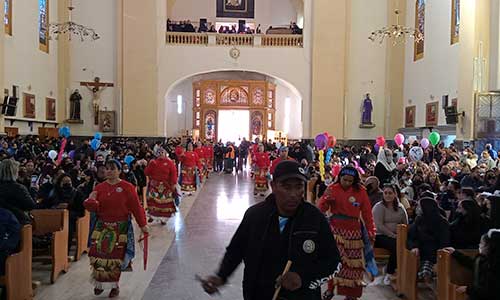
[164,70,302,141]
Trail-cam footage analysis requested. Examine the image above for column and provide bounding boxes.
[0,0,5,133]
[310,0,348,138]
[490,0,500,90]
[57,0,70,123]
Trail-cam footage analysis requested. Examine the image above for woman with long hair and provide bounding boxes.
[450,197,483,249]
[145,147,178,225]
[178,142,201,193]
[84,160,147,298]
[372,184,408,285]
[318,166,376,300]
[407,197,450,282]
[425,172,441,194]
[252,143,270,196]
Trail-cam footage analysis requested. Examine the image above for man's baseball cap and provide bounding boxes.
[273,160,308,182]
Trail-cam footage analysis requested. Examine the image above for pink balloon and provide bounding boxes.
[376,136,386,147]
[394,133,405,146]
[421,138,430,149]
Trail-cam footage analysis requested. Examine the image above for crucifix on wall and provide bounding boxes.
[80,77,114,125]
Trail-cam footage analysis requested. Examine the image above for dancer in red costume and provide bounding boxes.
[317,166,376,300]
[194,141,207,182]
[144,147,178,225]
[270,146,295,175]
[203,142,214,173]
[84,160,148,298]
[253,143,270,196]
[178,142,201,194]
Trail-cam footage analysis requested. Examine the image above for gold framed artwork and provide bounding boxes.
[99,111,116,132]
[451,0,460,44]
[414,0,425,61]
[23,93,36,118]
[38,0,49,53]
[46,97,56,121]
[426,101,439,126]
[405,106,416,128]
[4,0,12,35]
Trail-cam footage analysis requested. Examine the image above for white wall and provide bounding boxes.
[168,0,298,29]
[403,0,459,127]
[69,0,117,136]
[345,0,388,139]
[275,81,302,138]
[3,0,58,135]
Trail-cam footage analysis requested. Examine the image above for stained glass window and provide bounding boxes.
[451,0,460,44]
[4,0,12,35]
[39,0,49,53]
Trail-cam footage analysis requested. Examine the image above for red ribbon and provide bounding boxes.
[140,232,149,271]
[56,138,67,166]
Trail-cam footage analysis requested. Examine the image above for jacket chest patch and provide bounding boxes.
[303,239,315,254]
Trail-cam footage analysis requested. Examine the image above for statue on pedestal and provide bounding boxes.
[360,93,375,128]
[69,89,82,120]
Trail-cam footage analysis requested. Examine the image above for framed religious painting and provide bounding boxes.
[4,0,12,35]
[99,111,116,132]
[23,93,36,118]
[216,0,255,19]
[426,101,439,126]
[451,0,460,44]
[38,0,49,53]
[405,106,416,128]
[46,97,56,121]
[414,0,425,61]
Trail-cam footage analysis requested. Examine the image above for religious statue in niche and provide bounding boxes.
[205,111,216,141]
[251,113,263,136]
[81,77,114,125]
[69,89,82,120]
[360,93,375,128]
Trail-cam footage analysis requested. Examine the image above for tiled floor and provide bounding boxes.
[33,170,435,300]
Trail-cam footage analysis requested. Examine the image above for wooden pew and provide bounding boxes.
[437,249,477,300]
[374,247,391,260]
[31,209,69,283]
[0,225,33,300]
[396,224,418,300]
[75,210,90,261]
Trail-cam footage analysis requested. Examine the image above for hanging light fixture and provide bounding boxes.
[368,8,423,45]
[49,0,100,42]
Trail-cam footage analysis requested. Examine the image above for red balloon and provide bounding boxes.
[328,136,337,148]
[376,136,386,147]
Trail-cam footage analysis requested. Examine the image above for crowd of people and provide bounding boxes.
[1,133,500,299]
[167,19,302,35]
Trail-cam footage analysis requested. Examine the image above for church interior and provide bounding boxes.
[1,0,500,299]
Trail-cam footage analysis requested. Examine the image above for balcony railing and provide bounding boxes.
[166,32,303,48]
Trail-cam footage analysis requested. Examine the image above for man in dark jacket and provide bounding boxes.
[201,161,341,300]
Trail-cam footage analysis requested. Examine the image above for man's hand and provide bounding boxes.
[140,225,149,234]
[410,248,419,257]
[89,191,97,200]
[200,275,224,295]
[277,272,302,292]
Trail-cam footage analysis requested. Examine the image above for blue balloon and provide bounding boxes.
[58,126,71,138]
[90,138,101,151]
[94,132,103,140]
[124,155,135,167]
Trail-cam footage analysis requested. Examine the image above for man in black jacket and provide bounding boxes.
[201,161,341,300]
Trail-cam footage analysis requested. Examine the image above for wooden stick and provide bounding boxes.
[272,260,293,300]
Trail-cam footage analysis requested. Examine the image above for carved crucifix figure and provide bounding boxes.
[80,77,114,125]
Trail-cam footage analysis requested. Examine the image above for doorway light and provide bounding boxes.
[177,95,183,114]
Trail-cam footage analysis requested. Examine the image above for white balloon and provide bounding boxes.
[48,150,58,160]
[409,146,424,161]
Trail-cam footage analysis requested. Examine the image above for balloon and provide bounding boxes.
[56,138,67,166]
[394,133,405,146]
[420,138,430,149]
[315,134,328,150]
[124,155,135,167]
[408,136,416,145]
[376,136,386,147]
[68,150,75,160]
[58,126,71,138]
[90,138,101,151]
[409,146,424,161]
[328,136,337,148]
[429,132,441,146]
[94,132,103,140]
[48,150,58,160]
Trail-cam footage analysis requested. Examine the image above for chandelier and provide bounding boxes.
[49,1,99,42]
[368,9,423,45]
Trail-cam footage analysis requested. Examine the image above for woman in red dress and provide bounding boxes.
[203,142,214,173]
[84,160,148,298]
[253,143,270,196]
[178,142,201,193]
[144,147,178,225]
[317,166,376,300]
[194,141,207,181]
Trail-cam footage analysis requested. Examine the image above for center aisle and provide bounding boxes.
[143,171,257,299]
